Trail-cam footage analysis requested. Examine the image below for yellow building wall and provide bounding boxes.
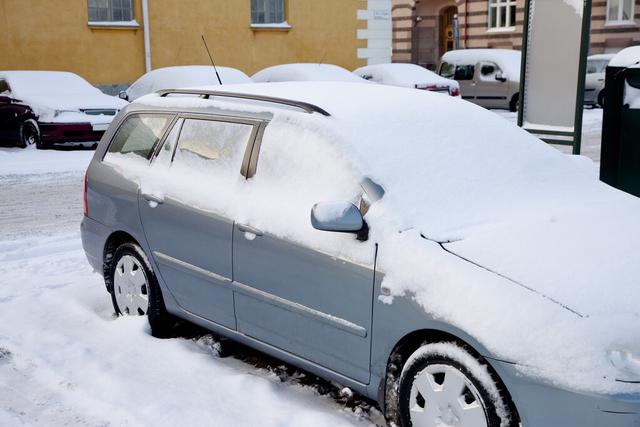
[0,0,366,86]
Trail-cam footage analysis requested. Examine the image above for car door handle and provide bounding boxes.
[237,223,263,237]
[141,193,164,205]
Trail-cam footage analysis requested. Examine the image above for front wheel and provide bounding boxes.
[18,120,40,149]
[108,242,180,338]
[398,342,517,427]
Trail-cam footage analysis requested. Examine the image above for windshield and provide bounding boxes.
[7,72,98,97]
[587,59,609,74]
[439,62,455,79]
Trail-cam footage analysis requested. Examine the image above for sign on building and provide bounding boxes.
[517,0,592,154]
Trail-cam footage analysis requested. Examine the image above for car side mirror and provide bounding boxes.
[495,73,507,82]
[311,202,363,233]
[118,91,129,101]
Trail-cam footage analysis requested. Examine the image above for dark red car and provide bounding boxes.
[0,71,127,149]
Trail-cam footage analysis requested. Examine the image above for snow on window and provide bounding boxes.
[106,114,171,160]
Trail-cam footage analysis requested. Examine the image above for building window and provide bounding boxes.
[606,0,635,24]
[488,0,516,30]
[88,0,134,22]
[251,0,285,25]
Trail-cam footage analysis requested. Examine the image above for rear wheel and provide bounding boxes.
[598,90,605,109]
[397,342,516,427]
[108,243,180,338]
[508,93,519,113]
[18,120,40,149]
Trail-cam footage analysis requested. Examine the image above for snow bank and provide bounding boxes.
[0,71,126,123]
[133,82,640,395]
[0,147,93,176]
[252,64,368,83]
[126,66,253,101]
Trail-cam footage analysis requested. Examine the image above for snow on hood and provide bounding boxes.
[252,64,369,83]
[133,82,640,394]
[1,71,127,123]
[126,66,253,101]
[354,63,458,89]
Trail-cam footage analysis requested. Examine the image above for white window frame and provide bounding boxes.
[487,0,517,31]
[606,0,635,25]
[251,0,287,26]
[88,0,135,24]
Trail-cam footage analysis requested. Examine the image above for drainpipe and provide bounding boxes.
[464,0,469,48]
[142,0,152,72]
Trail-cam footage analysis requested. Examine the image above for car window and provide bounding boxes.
[107,114,172,159]
[454,65,475,81]
[172,118,254,174]
[0,79,10,96]
[478,62,501,81]
[439,62,455,79]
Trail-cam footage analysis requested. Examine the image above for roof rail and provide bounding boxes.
[157,89,331,116]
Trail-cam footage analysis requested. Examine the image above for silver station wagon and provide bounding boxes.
[81,82,640,427]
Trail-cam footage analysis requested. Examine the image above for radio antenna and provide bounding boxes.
[201,35,223,85]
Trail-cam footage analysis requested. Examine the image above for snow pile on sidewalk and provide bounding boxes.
[134,82,640,394]
[0,233,377,426]
[0,147,93,176]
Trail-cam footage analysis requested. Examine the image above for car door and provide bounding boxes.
[138,114,260,329]
[232,123,377,384]
[453,64,477,102]
[474,61,508,109]
[0,79,19,141]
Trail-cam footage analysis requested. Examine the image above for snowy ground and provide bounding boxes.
[0,107,603,426]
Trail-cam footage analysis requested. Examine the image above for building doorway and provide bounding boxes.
[440,6,458,57]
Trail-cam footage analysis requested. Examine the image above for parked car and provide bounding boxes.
[439,49,521,111]
[0,71,127,149]
[585,54,615,108]
[252,63,369,83]
[82,82,640,427]
[354,63,460,97]
[122,66,253,102]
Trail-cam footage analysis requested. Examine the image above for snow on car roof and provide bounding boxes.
[126,66,252,101]
[353,63,456,88]
[0,70,101,96]
[587,53,615,61]
[252,63,368,83]
[609,46,640,67]
[441,49,521,79]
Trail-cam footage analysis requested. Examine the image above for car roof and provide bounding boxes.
[587,54,615,61]
[252,63,367,83]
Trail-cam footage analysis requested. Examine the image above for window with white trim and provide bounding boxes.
[88,0,134,22]
[251,0,285,25]
[606,0,635,24]
[488,0,516,30]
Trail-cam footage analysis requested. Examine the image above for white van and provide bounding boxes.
[439,49,521,111]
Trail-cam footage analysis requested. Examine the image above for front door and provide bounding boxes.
[474,61,508,108]
[232,125,377,384]
[139,115,259,329]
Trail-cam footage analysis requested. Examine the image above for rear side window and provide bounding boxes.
[454,65,475,81]
[107,114,172,159]
[172,118,254,174]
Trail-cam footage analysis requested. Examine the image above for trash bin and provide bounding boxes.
[600,47,640,197]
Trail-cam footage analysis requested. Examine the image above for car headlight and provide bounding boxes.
[608,350,640,380]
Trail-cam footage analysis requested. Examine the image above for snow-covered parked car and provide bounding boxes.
[585,54,615,108]
[82,82,640,427]
[439,49,521,111]
[121,66,253,102]
[252,63,369,83]
[0,71,127,149]
[354,63,460,97]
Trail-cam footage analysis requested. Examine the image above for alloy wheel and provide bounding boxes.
[113,255,149,315]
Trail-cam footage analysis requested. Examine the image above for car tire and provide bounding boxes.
[18,119,40,149]
[598,90,605,109]
[397,342,517,427]
[508,93,519,113]
[108,242,181,338]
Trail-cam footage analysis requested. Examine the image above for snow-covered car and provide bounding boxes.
[122,66,253,102]
[82,82,640,427]
[354,63,460,97]
[439,49,521,111]
[252,63,369,83]
[0,71,127,149]
[584,54,615,108]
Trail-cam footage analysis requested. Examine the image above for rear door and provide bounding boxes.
[453,64,477,102]
[474,61,508,108]
[139,114,260,329]
[232,123,377,384]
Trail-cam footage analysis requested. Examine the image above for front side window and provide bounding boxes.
[439,62,455,79]
[488,0,516,29]
[607,0,634,24]
[454,65,475,81]
[88,0,134,22]
[107,114,172,159]
[251,0,286,24]
[172,119,254,174]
